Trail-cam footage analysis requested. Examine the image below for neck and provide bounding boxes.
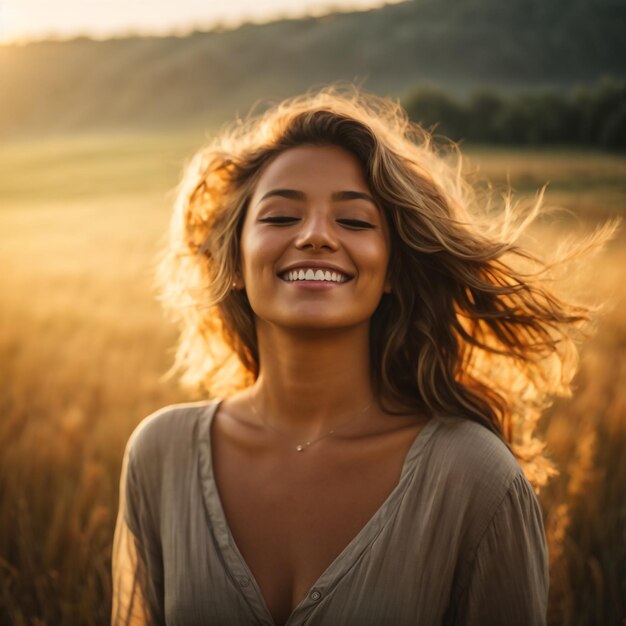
[249,321,375,437]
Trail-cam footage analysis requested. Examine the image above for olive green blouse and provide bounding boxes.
[111,400,548,625]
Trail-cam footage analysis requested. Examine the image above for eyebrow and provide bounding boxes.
[257,188,377,206]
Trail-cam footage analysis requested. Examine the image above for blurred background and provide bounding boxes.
[0,0,625,624]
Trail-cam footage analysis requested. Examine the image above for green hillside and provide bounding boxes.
[1,0,625,138]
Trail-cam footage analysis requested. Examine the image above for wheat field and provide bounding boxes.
[0,133,624,625]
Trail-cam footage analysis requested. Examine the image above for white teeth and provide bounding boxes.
[282,268,348,283]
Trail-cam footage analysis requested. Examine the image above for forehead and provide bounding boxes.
[251,145,371,200]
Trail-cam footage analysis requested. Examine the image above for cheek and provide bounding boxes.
[355,238,390,278]
[239,229,283,283]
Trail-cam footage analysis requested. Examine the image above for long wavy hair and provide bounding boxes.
[158,86,612,488]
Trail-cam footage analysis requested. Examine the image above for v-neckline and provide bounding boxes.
[197,399,441,626]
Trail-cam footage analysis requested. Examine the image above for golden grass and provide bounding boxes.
[0,133,624,624]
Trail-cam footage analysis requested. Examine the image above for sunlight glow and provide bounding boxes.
[0,0,407,44]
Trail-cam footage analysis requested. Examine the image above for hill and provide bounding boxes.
[0,0,625,138]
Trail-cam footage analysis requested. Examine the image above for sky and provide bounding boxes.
[0,0,404,44]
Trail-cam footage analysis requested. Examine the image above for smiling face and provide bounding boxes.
[238,144,392,332]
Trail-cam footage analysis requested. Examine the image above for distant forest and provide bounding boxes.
[404,78,626,149]
[0,0,624,140]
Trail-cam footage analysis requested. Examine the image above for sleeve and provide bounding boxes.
[454,473,549,626]
[111,442,165,626]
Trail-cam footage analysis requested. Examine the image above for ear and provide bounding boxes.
[231,266,245,291]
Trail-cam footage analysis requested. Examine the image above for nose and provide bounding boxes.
[294,213,338,252]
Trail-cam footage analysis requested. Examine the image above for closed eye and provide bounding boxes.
[258,216,300,225]
[337,219,375,229]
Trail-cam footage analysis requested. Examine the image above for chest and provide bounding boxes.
[211,424,424,625]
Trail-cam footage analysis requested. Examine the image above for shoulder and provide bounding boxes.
[428,414,522,490]
[419,415,537,542]
[118,401,213,542]
[125,400,219,469]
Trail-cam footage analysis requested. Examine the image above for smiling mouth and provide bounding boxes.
[279,268,352,283]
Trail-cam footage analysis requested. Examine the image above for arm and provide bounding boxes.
[454,473,549,626]
[111,446,164,626]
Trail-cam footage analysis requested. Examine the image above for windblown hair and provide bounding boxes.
[158,86,611,488]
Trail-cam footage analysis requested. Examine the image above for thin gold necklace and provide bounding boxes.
[248,396,372,452]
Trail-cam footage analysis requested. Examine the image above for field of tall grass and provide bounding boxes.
[0,132,624,625]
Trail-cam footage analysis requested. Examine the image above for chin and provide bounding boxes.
[273,313,371,333]
[252,303,379,333]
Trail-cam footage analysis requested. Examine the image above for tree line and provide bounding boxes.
[403,78,626,149]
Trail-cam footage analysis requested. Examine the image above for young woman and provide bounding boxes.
[111,88,591,625]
